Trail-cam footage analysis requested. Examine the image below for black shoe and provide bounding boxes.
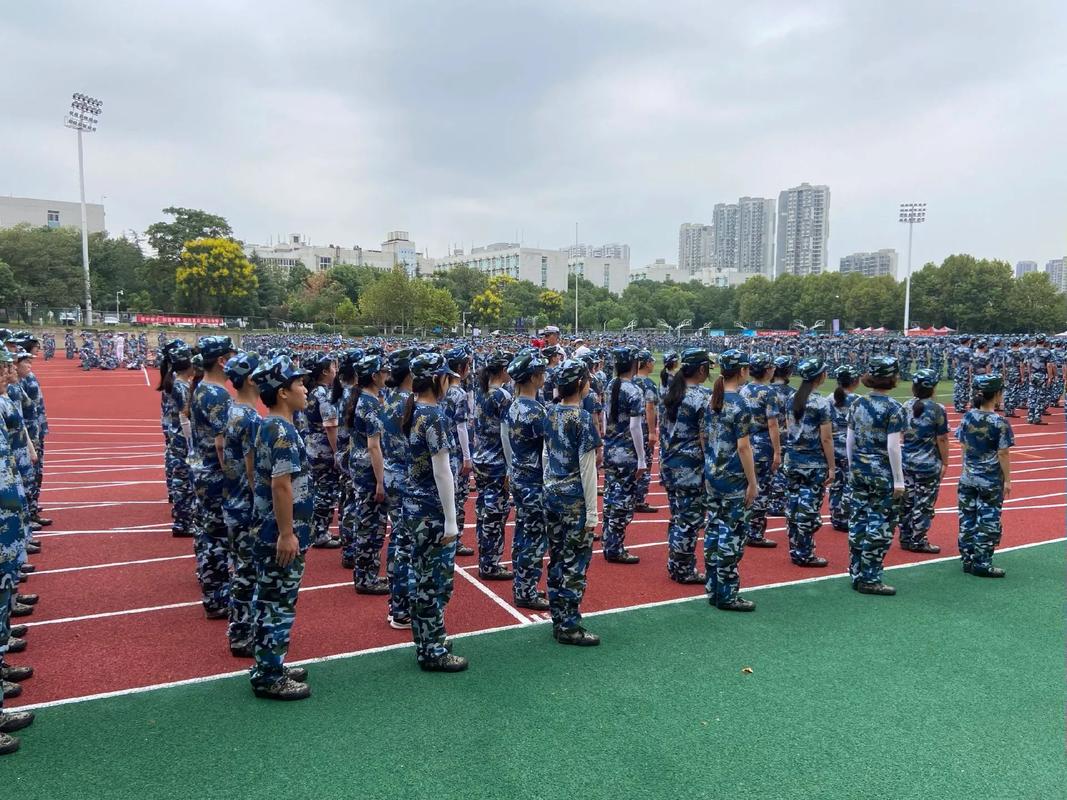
[0,664,33,682]
[11,603,33,618]
[604,551,640,565]
[31,517,52,527]
[634,503,659,514]
[0,710,35,733]
[340,555,355,570]
[204,606,228,620]
[7,637,26,654]
[285,666,308,682]
[24,543,40,555]
[793,557,829,568]
[901,542,941,554]
[28,538,41,548]
[16,594,38,606]
[17,573,26,583]
[172,527,194,538]
[387,613,412,629]
[555,626,600,646]
[970,566,1006,578]
[455,544,475,557]
[419,653,469,672]
[252,677,310,701]
[230,643,253,658]
[962,561,973,574]
[855,581,896,596]
[19,564,35,574]
[1031,420,1049,426]
[670,572,706,585]
[2,681,21,700]
[514,594,550,611]
[311,537,342,549]
[831,522,850,532]
[746,538,778,548]
[354,577,390,595]
[9,625,27,638]
[478,567,515,581]
[716,597,756,612]
[1004,413,1019,418]
[0,733,19,756]
[29,522,41,532]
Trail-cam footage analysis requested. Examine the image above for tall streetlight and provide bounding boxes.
[115,288,124,321]
[899,202,926,334]
[64,92,103,325]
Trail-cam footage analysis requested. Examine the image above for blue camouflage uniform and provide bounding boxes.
[767,381,795,515]
[1026,345,1052,423]
[64,331,76,359]
[634,374,659,506]
[443,384,472,547]
[847,395,906,585]
[899,397,949,550]
[334,384,356,554]
[827,392,857,530]
[0,391,29,710]
[661,384,709,579]
[190,381,233,615]
[222,402,261,650]
[473,385,513,573]
[1002,346,1025,416]
[346,391,389,589]
[740,382,780,544]
[952,344,972,413]
[507,395,549,603]
[602,378,645,559]
[165,377,197,537]
[15,372,43,520]
[956,409,1013,573]
[783,391,832,565]
[382,388,412,620]
[305,383,340,545]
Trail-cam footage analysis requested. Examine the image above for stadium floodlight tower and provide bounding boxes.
[65,92,104,325]
[899,202,926,334]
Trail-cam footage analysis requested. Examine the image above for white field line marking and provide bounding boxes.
[44,500,170,510]
[49,417,162,423]
[38,383,149,389]
[33,554,194,575]
[453,565,533,625]
[45,466,163,477]
[13,538,1063,713]
[45,432,161,437]
[37,526,172,539]
[142,365,150,386]
[43,480,163,492]
[48,423,162,430]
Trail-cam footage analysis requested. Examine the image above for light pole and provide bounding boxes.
[65,92,103,325]
[115,289,124,321]
[899,202,926,333]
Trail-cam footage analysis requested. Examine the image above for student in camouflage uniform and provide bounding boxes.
[543,359,602,645]
[504,352,550,610]
[957,375,1014,577]
[898,368,949,554]
[739,352,781,548]
[658,351,680,465]
[847,357,907,595]
[402,352,468,672]
[633,350,660,513]
[443,347,475,557]
[1026,335,1054,425]
[381,350,414,626]
[221,351,262,658]
[766,355,795,516]
[64,330,76,360]
[332,348,362,566]
[346,354,391,599]
[1002,339,1025,418]
[13,346,47,528]
[704,349,758,612]
[190,335,236,619]
[827,365,859,532]
[952,336,972,413]
[472,350,514,580]
[159,342,198,539]
[661,348,712,583]
[602,346,646,564]
[248,355,313,700]
[782,358,834,569]
[303,353,342,548]
[538,344,564,404]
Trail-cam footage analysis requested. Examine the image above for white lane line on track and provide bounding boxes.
[32,554,194,575]
[49,417,162,423]
[12,538,1063,713]
[43,480,163,492]
[453,565,533,625]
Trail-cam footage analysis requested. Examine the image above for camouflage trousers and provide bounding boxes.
[227,520,257,648]
[1027,380,1049,423]
[347,484,388,588]
[453,466,471,544]
[897,470,940,548]
[635,437,653,505]
[704,492,750,605]
[786,468,827,564]
[309,457,339,544]
[602,465,638,558]
[766,463,788,516]
[166,444,198,534]
[828,454,851,529]
[249,543,305,688]
[1003,381,1023,415]
[386,484,411,619]
[191,472,230,614]
[957,483,1003,571]
[953,372,970,413]
[407,508,457,663]
[746,459,775,543]
[511,481,548,602]
[665,484,705,579]
[1052,377,1064,406]
[474,467,511,573]
[545,494,594,631]
[848,479,896,584]
[337,481,354,554]
[26,438,42,518]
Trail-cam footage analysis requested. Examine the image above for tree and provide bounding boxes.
[413,284,461,331]
[335,297,359,325]
[0,260,21,306]
[143,207,234,308]
[470,289,504,327]
[432,265,488,309]
[1005,271,1066,333]
[359,267,418,331]
[175,238,258,314]
[538,290,564,319]
[327,263,381,304]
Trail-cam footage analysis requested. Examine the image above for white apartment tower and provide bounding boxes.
[839,249,898,279]
[711,204,738,271]
[678,223,713,275]
[737,197,775,275]
[775,183,830,276]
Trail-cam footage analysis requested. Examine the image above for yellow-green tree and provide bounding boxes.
[176,238,257,313]
[471,288,503,326]
[539,289,564,319]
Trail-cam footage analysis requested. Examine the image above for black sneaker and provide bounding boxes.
[514,594,550,611]
[0,733,19,756]
[455,544,475,557]
[312,537,342,549]
[29,522,41,532]
[604,551,640,565]
[831,522,850,532]
[478,567,514,581]
[970,566,1006,578]
[28,538,41,548]
[16,594,38,606]
[230,642,254,658]
[0,710,35,734]
[7,637,26,654]
[962,561,973,574]
[418,653,469,673]
[746,538,778,548]
[555,626,600,646]
[18,564,35,574]
[387,613,412,630]
[793,556,829,568]
[252,677,310,701]
[340,555,355,570]
[670,572,706,585]
[0,664,33,682]
[634,503,659,514]
[2,681,21,700]
[24,543,40,554]
[855,581,896,596]
[204,606,228,620]
[31,517,52,527]
[11,603,33,618]
[901,542,941,554]
[354,577,390,595]
[172,527,194,538]
[715,597,756,612]
[284,666,308,682]
[9,625,27,638]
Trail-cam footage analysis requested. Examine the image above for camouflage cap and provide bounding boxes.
[833,364,859,383]
[773,354,794,370]
[223,350,261,381]
[748,351,773,370]
[507,352,548,382]
[486,350,514,371]
[555,358,588,386]
[355,354,387,378]
[796,357,828,381]
[410,351,459,381]
[911,368,939,389]
[718,348,750,371]
[973,373,1003,393]
[680,347,711,368]
[866,356,899,378]
[251,354,309,391]
[540,344,563,359]
[662,351,680,369]
[197,335,235,360]
[636,349,654,364]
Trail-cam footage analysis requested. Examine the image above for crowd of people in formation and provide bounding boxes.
[61,329,150,370]
[0,330,52,755]
[140,324,1061,704]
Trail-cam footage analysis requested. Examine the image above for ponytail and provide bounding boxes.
[793,380,817,424]
[610,377,623,422]
[663,370,688,423]
[833,386,847,407]
[400,393,416,436]
[155,356,171,392]
[912,384,934,418]
[711,376,726,414]
[660,367,671,388]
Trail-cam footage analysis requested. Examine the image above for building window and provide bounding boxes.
[47,210,60,228]
[541,256,548,287]
[603,264,610,289]
[319,256,332,270]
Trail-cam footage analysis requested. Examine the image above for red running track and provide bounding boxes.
[10,358,1066,708]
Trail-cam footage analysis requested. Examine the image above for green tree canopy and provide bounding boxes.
[176,238,258,314]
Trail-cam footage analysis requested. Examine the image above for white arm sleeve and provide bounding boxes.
[629,415,647,469]
[580,449,599,528]
[501,420,513,470]
[887,431,904,490]
[845,427,855,468]
[456,422,471,461]
[431,449,459,537]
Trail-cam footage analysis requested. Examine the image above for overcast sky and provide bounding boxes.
[3,0,1066,272]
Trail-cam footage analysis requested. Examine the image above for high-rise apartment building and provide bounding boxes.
[1015,260,1038,278]
[678,223,713,275]
[775,183,830,276]
[1045,258,1066,293]
[737,196,776,275]
[711,204,738,271]
[839,249,898,279]
[565,242,631,265]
